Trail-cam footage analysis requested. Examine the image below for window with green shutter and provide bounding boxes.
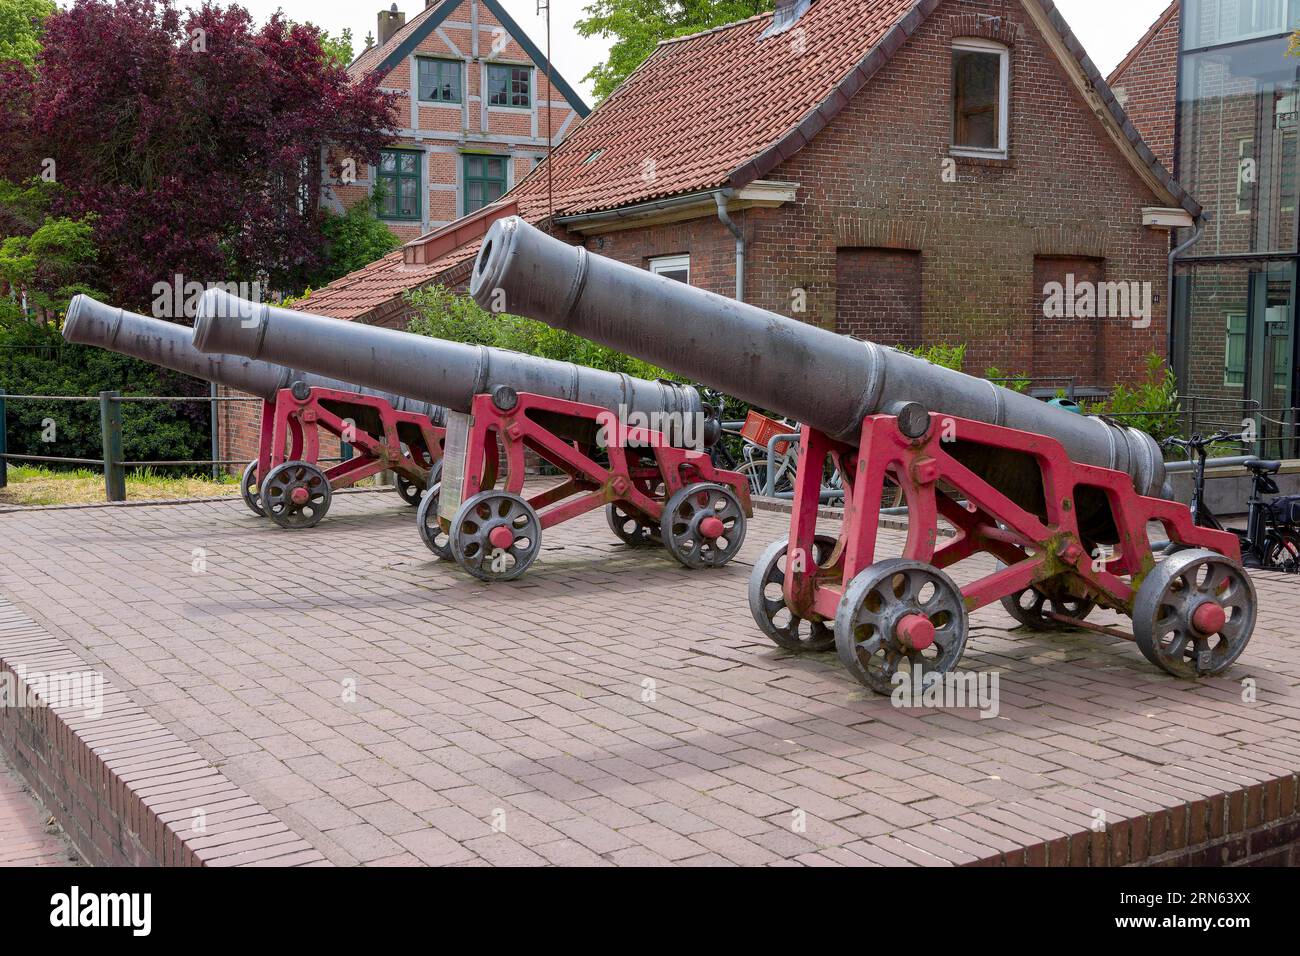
[377,149,421,221]
[487,64,531,108]
[1225,313,1247,386]
[463,154,508,214]
[418,58,461,103]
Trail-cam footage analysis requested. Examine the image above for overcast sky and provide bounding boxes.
[154,0,1173,105]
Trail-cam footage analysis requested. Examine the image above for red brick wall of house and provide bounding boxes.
[834,248,923,346]
[1108,2,1180,172]
[217,387,345,477]
[582,0,1176,391]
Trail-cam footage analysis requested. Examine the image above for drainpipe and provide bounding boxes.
[715,190,746,302]
[1167,216,1206,368]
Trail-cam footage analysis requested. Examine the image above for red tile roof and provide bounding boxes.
[308,0,1199,323]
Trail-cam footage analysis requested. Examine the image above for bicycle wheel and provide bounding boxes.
[1264,530,1300,572]
[738,458,795,497]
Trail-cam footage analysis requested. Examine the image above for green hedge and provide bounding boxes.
[0,307,210,470]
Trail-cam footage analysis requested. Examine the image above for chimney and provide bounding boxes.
[377,4,406,47]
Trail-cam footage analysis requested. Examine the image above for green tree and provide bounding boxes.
[576,0,772,101]
[0,178,99,320]
[307,194,400,289]
[0,0,54,66]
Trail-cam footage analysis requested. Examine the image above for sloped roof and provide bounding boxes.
[348,0,589,116]
[308,0,1200,322]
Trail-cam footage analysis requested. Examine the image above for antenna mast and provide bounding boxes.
[538,0,554,221]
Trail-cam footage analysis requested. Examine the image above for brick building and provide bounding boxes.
[221,0,1201,465]
[1111,1,1299,452]
[1108,2,1180,171]
[331,0,588,240]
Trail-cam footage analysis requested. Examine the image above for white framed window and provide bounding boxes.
[952,38,1010,158]
[649,254,690,284]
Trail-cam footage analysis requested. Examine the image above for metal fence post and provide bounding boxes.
[0,389,7,489]
[99,390,125,502]
[209,381,220,480]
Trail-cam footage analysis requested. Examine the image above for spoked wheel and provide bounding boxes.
[834,559,969,694]
[1001,585,1096,630]
[748,535,840,652]
[396,473,424,506]
[415,466,451,560]
[240,460,265,517]
[737,459,794,497]
[606,503,660,547]
[450,491,542,582]
[259,460,331,529]
[880,478,904,511]
[1132,549,1256,678]
[661,482,747,569]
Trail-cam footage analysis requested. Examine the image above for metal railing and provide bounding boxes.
[0,389,262,502]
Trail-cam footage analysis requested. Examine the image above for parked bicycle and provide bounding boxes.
[1163,431,1300,572]
[701,389,900,507]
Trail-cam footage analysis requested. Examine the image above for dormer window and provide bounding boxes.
[952,38,1009,158]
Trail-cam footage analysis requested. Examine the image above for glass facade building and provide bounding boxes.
[1173,1,1300,447]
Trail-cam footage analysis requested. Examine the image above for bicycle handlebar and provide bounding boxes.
[1162,430,1248,451]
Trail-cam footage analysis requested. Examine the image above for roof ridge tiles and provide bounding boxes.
[657,11,776,47]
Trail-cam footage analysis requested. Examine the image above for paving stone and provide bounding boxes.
[3,495,1299,867]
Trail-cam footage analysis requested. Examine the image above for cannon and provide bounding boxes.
[191,289,753,581]
[62,295,446,528]
[466,216,1257,690]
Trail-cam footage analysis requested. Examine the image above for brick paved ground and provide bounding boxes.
[1,492,1298,866]
[0,748,80,866]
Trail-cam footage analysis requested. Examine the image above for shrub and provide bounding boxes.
[1082,352,1181,445]
[0,307,209,469]
[405,284,675,382]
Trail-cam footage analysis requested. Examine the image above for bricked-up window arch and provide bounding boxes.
[952,38,1009,157]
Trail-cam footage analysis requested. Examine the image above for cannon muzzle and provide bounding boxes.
[63,294,444,422]
[190,288,708,444]
[469,217,1167,500]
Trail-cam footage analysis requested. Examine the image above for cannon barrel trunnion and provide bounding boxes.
[468,216,1258,691]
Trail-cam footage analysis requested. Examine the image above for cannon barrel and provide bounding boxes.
[469,217,1167,500]
[190,288,706,440]
[63,295,445,423]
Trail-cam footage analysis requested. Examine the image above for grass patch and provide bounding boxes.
[0,464,238,507]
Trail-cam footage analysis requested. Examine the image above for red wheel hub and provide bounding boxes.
[1191,601,1227,635]
[488,526,515,550]
[896,614,936,651]
[699,516,726,539]
[289,486,310,505]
